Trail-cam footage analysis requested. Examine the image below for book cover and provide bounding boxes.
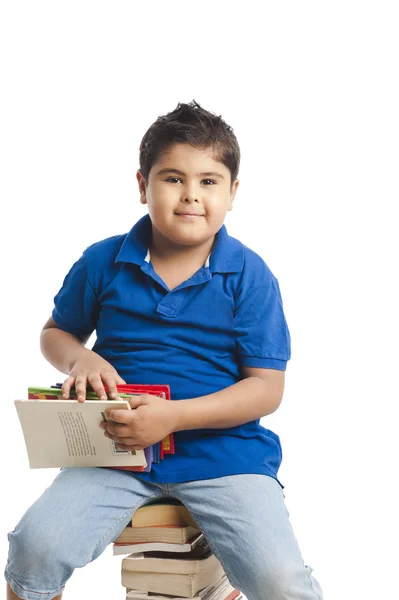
[121,557,225,598]
[114,525,201,545]
[115,385,174,457]
[130,501,198,529]
[14,399,147,469]
[121,543,218,576]
[126,593,240,600]
[126,594,241,600]
[125,591,240,600]
[125,574,239,600]
[113,533,204,556]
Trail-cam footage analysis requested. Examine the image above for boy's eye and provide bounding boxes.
[165,177,216,185]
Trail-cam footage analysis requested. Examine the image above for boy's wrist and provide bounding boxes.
[171,399,192,432]
[68,346,90,373]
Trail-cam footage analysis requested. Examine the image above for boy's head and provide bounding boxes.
[137,101,240,251]
[138,100,240,190]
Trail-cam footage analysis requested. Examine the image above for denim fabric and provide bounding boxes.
[5,468,323,600]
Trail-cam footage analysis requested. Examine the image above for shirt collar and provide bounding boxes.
[115,213,243,273]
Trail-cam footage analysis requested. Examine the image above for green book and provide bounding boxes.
[28,386,133,400]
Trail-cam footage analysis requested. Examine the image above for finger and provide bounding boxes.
[104,432,137,446]
[113,438,145,451]
[102,418,132,437]
[102,374,120,400]
[74,375,88,402]
[62,375,75,399]
[86,373,107,400]
[128,395,146,410]
[104,408,134,425]
[115,443,144,451]
[106,373,128,399]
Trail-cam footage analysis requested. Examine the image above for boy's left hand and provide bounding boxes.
[100,394,179,450]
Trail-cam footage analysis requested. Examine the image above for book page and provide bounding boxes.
[14,400,146,468]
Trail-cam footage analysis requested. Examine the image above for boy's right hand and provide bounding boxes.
[62,348,126,402]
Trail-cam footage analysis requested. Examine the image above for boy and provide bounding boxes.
[5,101,323,599]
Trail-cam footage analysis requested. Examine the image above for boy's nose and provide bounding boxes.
[181,189,199,203]
[181,181,201,203]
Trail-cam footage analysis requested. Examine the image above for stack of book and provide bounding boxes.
[114,499,242,600]
[14,384,174,470]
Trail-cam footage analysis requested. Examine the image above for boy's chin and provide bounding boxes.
[164,229,215,248]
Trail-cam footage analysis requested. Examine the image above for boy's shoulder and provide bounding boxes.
[230,232,276,284]
[82,233,128,270]
[84,233,127,259]
[81,233,129,292]
[218,227,273,275]
[223,231,278,303]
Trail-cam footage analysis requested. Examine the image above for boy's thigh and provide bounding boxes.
[8,467,166,565]
[170,475,305,588]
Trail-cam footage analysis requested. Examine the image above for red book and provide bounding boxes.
[115,385,174,453]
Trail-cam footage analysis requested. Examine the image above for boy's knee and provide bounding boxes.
[8,525,61,573]
[236,560,320,600]
[7,515,87,576]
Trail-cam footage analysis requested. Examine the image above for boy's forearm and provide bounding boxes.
[40,327,88,374]
[173,376,283,431]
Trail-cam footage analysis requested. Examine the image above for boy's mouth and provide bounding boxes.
[175,212,204,217]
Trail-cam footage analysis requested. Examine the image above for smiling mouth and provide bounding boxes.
[175,213,204,217]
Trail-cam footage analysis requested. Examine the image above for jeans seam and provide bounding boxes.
[84,492,166,564]
[166,491,239,589]
[5,569,66,599]
[307,565,323,599]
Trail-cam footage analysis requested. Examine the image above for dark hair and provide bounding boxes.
[139,100,240,188]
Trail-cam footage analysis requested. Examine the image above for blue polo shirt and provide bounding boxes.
[52,214,291,485]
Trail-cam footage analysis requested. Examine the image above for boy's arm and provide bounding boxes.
[40,316,91,374]
[40,316,125,400]
[100,368,284,451]
[172,367,285,431]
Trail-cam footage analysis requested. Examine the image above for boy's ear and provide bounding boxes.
[136,170,147,204]
[228,178,239,211]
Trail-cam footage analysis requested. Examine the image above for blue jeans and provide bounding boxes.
[5,469,323,600]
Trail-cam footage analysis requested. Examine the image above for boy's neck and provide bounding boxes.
[149,233,215,268]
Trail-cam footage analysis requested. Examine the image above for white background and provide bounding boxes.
[0,2,398,599]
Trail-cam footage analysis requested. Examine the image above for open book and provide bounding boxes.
[15,384,174,470]
[14,398,147,469]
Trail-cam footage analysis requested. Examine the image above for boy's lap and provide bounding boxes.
[165,475,295,584]
[169,474,288,537]
[13,470,287,552]
[14,468,167,546]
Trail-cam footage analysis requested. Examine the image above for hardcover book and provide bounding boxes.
[125,574,240,600]
[114,525,200,545]
[121,556,225,598]
[130,500,198,529]
[113,532,204,556]
[121,536,216,575]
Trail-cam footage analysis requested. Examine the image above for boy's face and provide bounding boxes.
[137,143,239,251]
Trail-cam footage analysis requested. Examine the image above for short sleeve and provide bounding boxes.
[52,252,99,339]
[234,276,291,371]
